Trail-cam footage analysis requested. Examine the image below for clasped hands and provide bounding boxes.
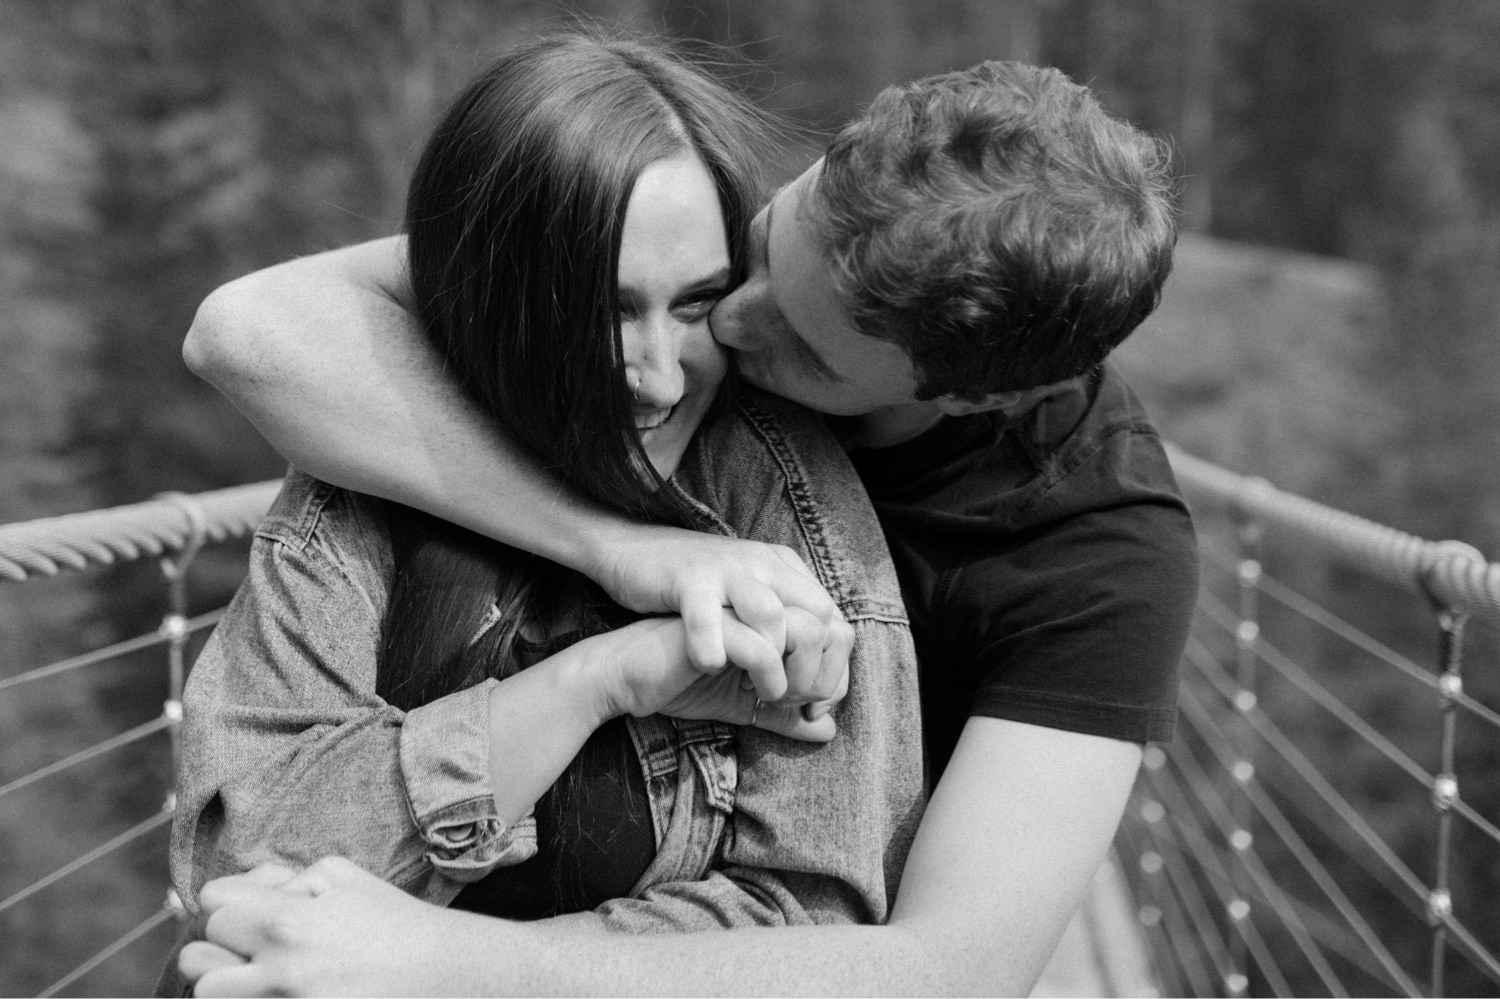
[586,527,853,740]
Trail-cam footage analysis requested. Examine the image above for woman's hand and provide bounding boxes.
[585,525,849,676]
[578,606,847,742]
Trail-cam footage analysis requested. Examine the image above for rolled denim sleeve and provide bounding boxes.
[168,477,534,915]
[401,687,537,878]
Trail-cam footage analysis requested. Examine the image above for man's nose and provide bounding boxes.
[709,291,760,350]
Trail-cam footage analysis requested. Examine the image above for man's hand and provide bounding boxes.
[578,605,847,742]
[183,858,496,998]
[588,525,850,678]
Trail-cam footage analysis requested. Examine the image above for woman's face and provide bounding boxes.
[617,153,732,478]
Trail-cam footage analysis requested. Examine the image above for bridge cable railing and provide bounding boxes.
[6,453,1500,995]
[1114,445,1500,997]
[0,481,278,995]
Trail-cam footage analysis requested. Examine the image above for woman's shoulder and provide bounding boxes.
[253,469,396,581]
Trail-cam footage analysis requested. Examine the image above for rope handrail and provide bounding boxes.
[3,452,1495,618]
[1202,539,1500,734]
[0,480,281,582]
[1167,445,1500,623]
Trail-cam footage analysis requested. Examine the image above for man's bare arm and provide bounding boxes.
[185,237,842,677]
[188,718,1141,997]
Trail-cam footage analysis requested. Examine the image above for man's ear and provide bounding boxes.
[934,381,1068,420]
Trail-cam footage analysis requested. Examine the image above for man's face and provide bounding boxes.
[709,160,923,416]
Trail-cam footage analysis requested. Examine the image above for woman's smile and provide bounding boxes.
[635,403,677,433]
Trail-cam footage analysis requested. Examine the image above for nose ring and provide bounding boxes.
[627,369,640,402]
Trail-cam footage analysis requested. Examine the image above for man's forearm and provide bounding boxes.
[185,236,625,575]
[485,916,936,997]
[190,719,1139,996]
[461,719,1139,998]
[184,241,848,666]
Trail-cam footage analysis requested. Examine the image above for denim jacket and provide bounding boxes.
[170,388,923,932]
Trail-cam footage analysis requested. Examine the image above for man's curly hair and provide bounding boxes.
[807,61,1178,400]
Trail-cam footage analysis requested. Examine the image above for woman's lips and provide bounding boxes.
[635,404,676,433]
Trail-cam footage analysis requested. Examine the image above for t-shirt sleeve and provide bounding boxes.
[961,499,1198,744]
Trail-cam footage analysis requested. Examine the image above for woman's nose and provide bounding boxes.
[623,318,685,408]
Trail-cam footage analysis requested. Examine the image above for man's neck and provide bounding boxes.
[831,400,947,451]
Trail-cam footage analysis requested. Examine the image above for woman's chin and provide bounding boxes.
[639,397,709,479]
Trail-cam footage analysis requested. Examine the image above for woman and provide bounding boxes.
[168,31,920,953]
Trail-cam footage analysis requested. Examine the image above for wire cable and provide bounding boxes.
[0,715,170,802]
[1168,700,1348,996]
[0,809,172,916]
[37,905,177,998]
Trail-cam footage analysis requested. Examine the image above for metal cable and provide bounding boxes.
[37,905,177,998]
[1148,748,1296,996]
[1186,645,1421,910]
[1198,593,1436,788]
[1188,641,1431,904]
[0,809,172,916]
[1117,816,1205,997]
[1167,701,1348,996]
[0,715,170,802]
[1199,536,1439,692]
[0,481,279,582]
[1177,682,1423,995]
[1202,537,1500,735]
[1133,774,1238,993]
[1440,914,1500,987]
[1169,445,1500,624]
[0,609,224,695]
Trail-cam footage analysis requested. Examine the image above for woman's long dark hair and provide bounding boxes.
[374,35,770,898]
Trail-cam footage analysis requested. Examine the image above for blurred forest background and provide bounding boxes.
[2,0,1498,994]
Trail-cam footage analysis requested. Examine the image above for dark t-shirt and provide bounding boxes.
[849,365,1198,780]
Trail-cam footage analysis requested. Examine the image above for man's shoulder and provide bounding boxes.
[859,364,1187,536]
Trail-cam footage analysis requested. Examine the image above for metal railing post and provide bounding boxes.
[1224,482,1269,998]
[155,492,207,922]
[1418,541,1480,998]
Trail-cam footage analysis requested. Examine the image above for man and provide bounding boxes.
[179,60,1196,994]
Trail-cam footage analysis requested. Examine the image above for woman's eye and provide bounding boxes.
[675,294,722,322]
